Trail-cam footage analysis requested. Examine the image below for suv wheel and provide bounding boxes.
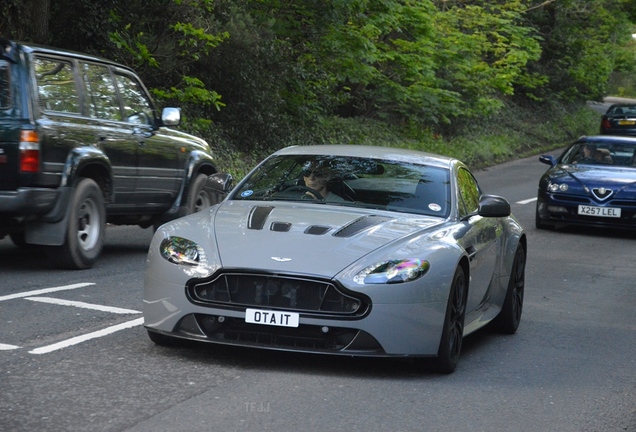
[186,173,214,214]
[47,178,105,269]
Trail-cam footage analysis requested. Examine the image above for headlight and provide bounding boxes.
[353,259,430,284]
[160,237,206,267]
[547,182,568,192]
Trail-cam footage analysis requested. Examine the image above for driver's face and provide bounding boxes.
[303,168,328,190]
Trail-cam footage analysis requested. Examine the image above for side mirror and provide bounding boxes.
[539,155,557,167]
[204,173,233,202]
[478,195,511,218]
[161,107,181,126]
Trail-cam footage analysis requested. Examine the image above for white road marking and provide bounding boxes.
[29,317,145,355]
[516,197,537,205]
[0,343,20,351]
[24,297,140,314]
[0,283,95,302]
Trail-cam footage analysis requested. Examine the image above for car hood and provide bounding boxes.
[551,165,636,190]
[211,200,444,277]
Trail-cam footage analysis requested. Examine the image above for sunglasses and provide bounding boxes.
[302,169,326,178]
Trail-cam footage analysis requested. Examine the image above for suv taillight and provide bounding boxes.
[19,130,40,173]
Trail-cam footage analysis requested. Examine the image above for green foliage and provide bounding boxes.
[106,0,230,112]
[431,1,544,121]
[3,0,632,168]
[523,0,630,102]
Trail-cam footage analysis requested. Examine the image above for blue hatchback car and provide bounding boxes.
[536,135,636,230]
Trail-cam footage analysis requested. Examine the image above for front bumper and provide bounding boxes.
[143,272,447,357]
[536,190,636,229]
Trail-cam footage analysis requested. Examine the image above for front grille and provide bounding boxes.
[608,199,636,207]
[187,273,368,316]
[552,194,589,203]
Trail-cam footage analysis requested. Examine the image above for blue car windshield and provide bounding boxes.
[561,142,636,167]
[231,154,451,218]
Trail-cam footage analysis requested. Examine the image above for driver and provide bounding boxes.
[578,144,599,164]
[302,161,346,202]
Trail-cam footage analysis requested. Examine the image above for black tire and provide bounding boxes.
[147,330,181,346]
[186,173,214,214]
[434,265,468,374]
[492,245,526,334]
[47,178,105,270]
[9,231,29,248]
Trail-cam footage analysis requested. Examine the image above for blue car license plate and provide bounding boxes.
[578,205,621,218]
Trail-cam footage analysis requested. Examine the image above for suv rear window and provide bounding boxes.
[34,57,80,113]
[0,61,10,109]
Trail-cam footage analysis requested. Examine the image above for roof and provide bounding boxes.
[272,145,456,169]
[1,39,131,72]
[581,135,636,145]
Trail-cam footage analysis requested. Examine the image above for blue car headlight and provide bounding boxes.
[547,182,569,192]
[353,259,430,284]
[160,237,207,267]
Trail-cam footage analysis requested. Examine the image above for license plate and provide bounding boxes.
[245,308,299,327]
[578,205,621,218]
[618,120,635,125]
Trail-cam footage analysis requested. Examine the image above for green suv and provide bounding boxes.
[0,39,225,269]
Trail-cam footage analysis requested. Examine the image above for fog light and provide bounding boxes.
[547,205,568,213]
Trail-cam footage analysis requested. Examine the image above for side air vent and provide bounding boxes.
[305,225,331,235]
[270,222,291,232]
[248,206,275,230]
[333,215,391,238]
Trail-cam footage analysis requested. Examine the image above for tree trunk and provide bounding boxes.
[29,0,51,44]
[0,0,50,44]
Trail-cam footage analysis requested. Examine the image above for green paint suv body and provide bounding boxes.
[0,39,220,269]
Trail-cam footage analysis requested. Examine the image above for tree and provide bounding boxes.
[524,0,631,101]
[0,0,50,44]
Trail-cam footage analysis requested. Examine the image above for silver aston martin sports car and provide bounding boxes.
[143,145,527,373]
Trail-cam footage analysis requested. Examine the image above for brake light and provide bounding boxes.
[601,118,612,129]
[19,130,40,173]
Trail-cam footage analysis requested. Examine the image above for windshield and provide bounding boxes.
[560,141,636,167]
[231,154,451,218]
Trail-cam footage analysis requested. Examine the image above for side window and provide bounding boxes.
[457,168,481,218]
[34,57,80,113]
[81,62,121,121]
[114,72,155,125]
[0,61,10,109]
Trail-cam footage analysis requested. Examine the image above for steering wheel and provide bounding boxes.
[282,185,324,200]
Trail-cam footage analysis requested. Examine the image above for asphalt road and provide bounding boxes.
[1,152,635,432]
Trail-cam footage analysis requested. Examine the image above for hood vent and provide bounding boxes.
[305,225,331,235]
[333,215,391,238]
[270,222,292,232]
[248,206,275,230]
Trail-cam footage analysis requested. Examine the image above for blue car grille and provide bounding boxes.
[187,273,369,316]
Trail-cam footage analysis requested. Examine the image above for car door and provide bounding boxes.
[112,70,180,210]
[456,167,500,312]
[80,61,138,205]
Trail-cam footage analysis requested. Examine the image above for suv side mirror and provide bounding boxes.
[161,107,181,126]
[478,195,511,218]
